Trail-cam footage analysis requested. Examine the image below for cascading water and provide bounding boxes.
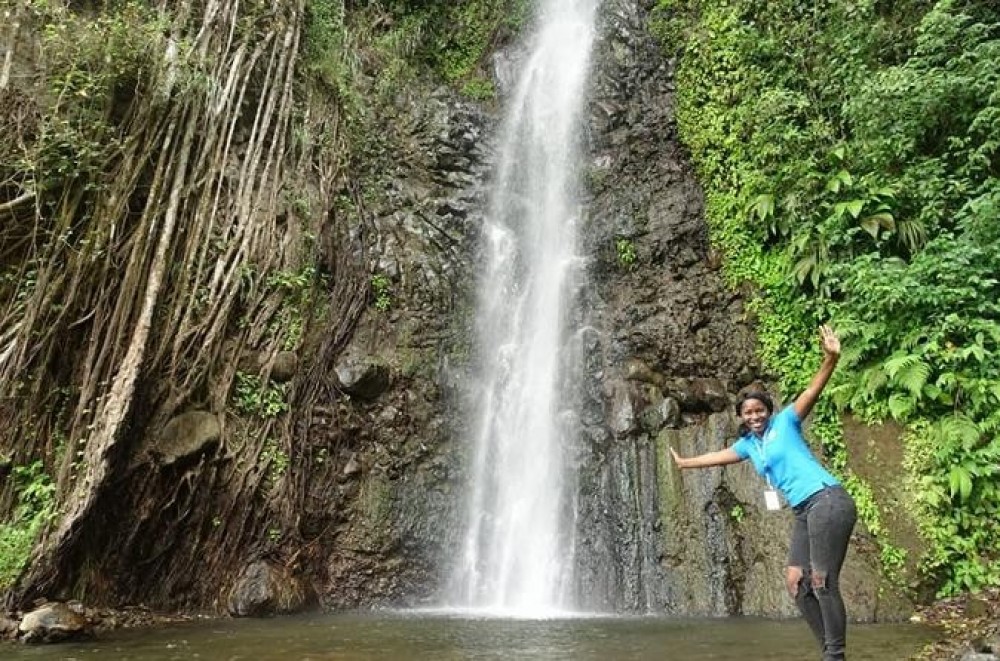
[451,0,599,615]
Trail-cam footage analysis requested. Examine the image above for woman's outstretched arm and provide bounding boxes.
[793,324,841,421]
[670,446,743,469]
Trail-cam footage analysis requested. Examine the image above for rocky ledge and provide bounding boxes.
[1,602,193,645]
[912,589,1000,660]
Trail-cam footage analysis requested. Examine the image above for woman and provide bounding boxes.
[669,325,857,661]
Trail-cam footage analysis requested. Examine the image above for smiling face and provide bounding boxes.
[739,397,772,436]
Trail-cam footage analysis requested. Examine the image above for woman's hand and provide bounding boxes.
[820,324,840,358]
[670,447,688,469]
[669,446,742,469]
[794,323,841,419]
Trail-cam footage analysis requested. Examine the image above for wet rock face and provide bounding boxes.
[581,0,758,385]
[569,0,759,612]
[300,88,494,609]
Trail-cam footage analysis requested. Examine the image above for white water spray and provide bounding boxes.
[451,0,599,615]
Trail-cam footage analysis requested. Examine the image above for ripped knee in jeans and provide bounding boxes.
[811,570,829,594]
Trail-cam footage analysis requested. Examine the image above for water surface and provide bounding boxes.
[4,612,934,660]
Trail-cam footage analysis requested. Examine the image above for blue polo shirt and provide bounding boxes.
[731,406,840,507]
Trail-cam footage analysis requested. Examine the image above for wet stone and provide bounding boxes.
[227,561,307,618]
[18,603,91,644]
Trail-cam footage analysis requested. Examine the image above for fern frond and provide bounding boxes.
[888,393,915,421]
[895,359,931,398]
[883,351,919,378]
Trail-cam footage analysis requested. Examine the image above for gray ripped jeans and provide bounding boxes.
[788,485,857,661]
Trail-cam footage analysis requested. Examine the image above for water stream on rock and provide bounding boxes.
[449,0,599,615]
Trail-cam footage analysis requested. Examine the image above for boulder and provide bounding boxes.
[1,613,18,640]
[227,560,308,617]
[147,411,221,466]
[639,396,680,433]
[623,358,664,387]
[665,377,730,413]
[18,602,90,644]
[343,453,361,478]
[270,351,298,383]
[609,381,640,436]
[335,356,390,400]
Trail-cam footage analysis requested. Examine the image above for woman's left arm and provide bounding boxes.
[793,324,840,420]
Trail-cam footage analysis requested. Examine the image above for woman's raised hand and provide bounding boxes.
[820,324,840,358]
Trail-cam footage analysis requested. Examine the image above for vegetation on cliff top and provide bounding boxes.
[655,0,1000,597]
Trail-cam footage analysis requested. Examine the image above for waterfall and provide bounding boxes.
[451,0,599,615]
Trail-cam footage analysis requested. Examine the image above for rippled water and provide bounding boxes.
[3,612,934,660]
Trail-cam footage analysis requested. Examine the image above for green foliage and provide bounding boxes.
[266,265,319,350]
[232,372,288,418]
[6,2,168,197]
[261,438,290,489]
[461,76,496,101]
[729,504,745,523]
[302,0,526,105]
[660,0,1000,595]
[903,415,1000,594]
[0,461,57,590]
[615,238,637,269]
[371,273,392,312]
[424,0,529,87]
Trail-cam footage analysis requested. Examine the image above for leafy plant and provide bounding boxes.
[371,273,392,312]
[232,372,288,418]
[261,438,290,489]
[0,461,56,589]
[729,504,745,523]
[615,238,637,269]
[266,266,318,350]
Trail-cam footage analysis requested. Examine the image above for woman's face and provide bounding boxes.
[739,398,771,436]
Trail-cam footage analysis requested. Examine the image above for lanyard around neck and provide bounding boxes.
[755,433,773,488]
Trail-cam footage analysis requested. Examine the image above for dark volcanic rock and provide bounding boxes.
[335,355,391,400]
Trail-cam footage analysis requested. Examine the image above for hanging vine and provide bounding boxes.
[0,0,375,606]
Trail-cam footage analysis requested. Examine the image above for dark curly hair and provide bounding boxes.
[735,390,774,437]
[735,390,774,416]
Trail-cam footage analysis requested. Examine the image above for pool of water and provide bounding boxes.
[3,612,935,660]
